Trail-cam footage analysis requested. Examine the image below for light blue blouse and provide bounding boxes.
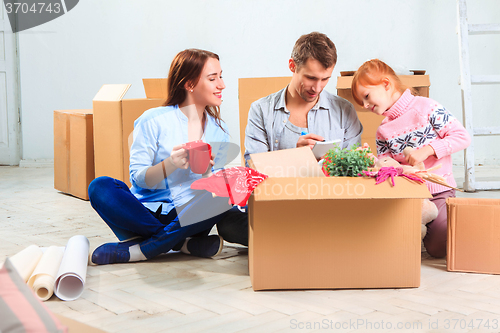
[129,105,229,215]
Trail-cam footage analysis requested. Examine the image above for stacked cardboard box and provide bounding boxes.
[92,79,168,187]
[53,109,94,200]
[238,77,291,165]
[54,79,168,199]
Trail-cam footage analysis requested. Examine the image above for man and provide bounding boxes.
[218,32,362,246]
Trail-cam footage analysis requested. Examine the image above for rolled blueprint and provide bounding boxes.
[27,246,65,301]
[9,245,43,282]
[54,235,90,301]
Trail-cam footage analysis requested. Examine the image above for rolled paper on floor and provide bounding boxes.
[9,245,43,282]
[54,235,89,301]
[27,246,65,301]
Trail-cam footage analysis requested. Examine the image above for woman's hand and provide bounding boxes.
[144,144,188,188]
[296,133,325,149]
[405,145,435,166]
[202,153,216,178]
[169,144,189,169]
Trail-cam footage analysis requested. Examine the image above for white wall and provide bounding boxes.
[17,0,500,165]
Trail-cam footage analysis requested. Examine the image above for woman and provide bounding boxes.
[88,49,231,265]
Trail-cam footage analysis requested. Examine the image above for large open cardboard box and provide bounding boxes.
[447,198,500,275]
[248,147,431,290]
[337,72,430,152]
[92,79,168,187]
[54,109,94,200]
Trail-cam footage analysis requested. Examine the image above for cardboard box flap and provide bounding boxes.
[56,109,93,116]
[253,176,432,201]
[337,74,430,89]
[447,197,500,207]
[143,78,168,99]
[400,75,430,87]
[250,147,325,178]
[93,84,131,102]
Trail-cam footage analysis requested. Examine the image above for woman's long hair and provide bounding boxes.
[165,48,226,132]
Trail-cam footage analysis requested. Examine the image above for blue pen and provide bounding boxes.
[301,131,308,136]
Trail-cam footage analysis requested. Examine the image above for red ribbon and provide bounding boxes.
[364,166,425,186]
[190,166,268,206]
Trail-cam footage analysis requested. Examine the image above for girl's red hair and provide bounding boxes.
[351,59,407,106]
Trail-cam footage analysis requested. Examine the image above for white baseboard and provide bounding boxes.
[19,159,54,168]
[17,158,238,169]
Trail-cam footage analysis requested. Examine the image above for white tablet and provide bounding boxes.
[312,140,341,159]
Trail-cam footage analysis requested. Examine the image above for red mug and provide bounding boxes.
[185,141,212,174]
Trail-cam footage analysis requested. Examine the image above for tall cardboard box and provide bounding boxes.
[54,109,94,200]
[336,72,430,152]
[92,79,168,187]
[238,77,292,165]
[447,198,500,275]
[248,147,432,290]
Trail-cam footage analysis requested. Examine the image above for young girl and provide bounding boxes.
[88,49,232,265]
[351,59,470,258]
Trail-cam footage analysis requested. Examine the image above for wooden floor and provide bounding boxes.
[1,166,500,333]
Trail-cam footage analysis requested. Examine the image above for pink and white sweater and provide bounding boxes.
[376,89,471,194]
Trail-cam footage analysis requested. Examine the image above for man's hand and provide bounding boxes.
[296,133,325,149]
[405,145,436,166]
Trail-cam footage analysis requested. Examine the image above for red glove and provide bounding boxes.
[190,166,268,206]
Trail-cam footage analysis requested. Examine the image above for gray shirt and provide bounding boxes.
[278,119,308,151]
[244,86,363,164]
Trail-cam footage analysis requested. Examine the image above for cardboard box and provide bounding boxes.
[238,77,291,165]
[92,79,168,187]
[447,198,500,275]
[54,109,94,200]
[142,78,169,98]
[336,72,430,152]
[248,147,432,290]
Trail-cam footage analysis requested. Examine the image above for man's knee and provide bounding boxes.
[217,207,249,246]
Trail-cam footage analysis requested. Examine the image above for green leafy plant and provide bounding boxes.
[321,143,375,177]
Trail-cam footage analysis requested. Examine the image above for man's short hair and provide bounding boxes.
[291,32,337,70]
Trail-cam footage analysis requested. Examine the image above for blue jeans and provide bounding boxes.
[88,176,231,259]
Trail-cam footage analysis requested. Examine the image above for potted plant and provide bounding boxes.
[322,143,375,177]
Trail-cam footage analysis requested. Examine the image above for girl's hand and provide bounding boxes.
[297,133,325,149]
[170,144,189,169]
[405,145,435,166]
